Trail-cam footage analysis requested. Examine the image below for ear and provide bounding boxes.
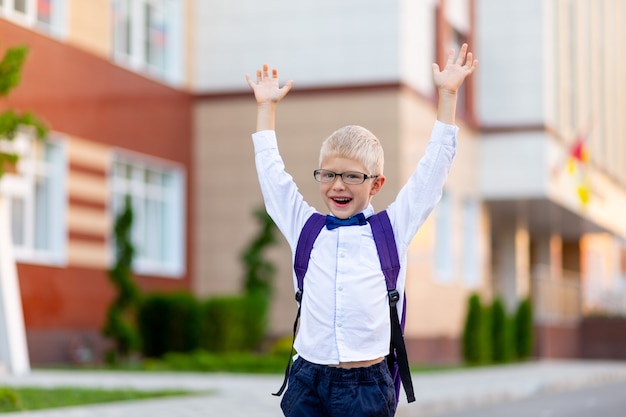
[369,175,386,196]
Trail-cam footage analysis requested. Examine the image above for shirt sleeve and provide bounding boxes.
[386,120,458,251]
[252,130,316,249]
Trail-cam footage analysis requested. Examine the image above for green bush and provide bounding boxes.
[490,298,515,363]
[462,293,491,365]
[147,350,286,373]
[515,298,534,359]
[201,294,267,352]
[138,292,201,358]
[0,387,21,411]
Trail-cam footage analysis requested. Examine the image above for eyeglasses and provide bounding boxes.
[313,169,378,185]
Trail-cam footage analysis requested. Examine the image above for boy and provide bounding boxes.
[246,44,477,417]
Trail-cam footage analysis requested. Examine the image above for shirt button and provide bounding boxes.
[339,253,346,258]
[337,322,343,328]
[338,286,343,292]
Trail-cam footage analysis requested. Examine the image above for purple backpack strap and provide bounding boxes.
[369,210,415,403]
[294,213,326,296]
[368,210,400,291]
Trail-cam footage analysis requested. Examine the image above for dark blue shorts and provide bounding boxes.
[280,357,397,417]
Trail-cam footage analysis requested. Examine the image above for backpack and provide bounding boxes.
[273,210,416,403]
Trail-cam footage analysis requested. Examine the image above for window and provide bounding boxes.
[110,154,185,277]
[462,197,480,288]
[0,134,67,264]
[0,0,66,37]
[111,0,183,84]
[434,191,454,283]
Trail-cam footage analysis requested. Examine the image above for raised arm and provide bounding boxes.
[432,43,478,125]
[245,64,293,132]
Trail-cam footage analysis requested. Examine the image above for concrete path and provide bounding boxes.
[1,360,626,416]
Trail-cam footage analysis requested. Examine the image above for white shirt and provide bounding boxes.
[252,121,458,364]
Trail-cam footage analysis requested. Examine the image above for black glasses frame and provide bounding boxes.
[313,169,378,185]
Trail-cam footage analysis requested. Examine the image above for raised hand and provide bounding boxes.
[432,43,478,94]
[246,64,293,106]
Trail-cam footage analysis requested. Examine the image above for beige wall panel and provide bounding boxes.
[67,136,110,171]
[67,240,108,269]
[67,0,111,57]
[67,206,109,236]
[67,172,108,204]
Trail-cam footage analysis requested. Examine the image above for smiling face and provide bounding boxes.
[319,156,385,219]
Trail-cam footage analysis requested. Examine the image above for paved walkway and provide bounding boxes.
[1,360,626,416]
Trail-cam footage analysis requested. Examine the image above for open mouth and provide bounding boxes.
[332,197,352,206]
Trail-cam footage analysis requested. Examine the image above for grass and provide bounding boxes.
[0,386,193,413]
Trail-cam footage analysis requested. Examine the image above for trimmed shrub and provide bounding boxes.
[201,293,267,352]
[514,298,534,359]
[138,292,202,358]
[490,297,515,363]
[103,194,141,362]
[462,293,490,365]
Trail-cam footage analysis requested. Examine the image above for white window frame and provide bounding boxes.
[0,133,67,265]
[111,0,183,85]
[462,197,481,288]
[434,190,454,283]
[0,0,67,39]
[109,151,185,278]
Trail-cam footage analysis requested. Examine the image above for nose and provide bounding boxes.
[331,175,346,189]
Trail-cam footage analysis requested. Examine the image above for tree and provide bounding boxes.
[0,45,47,178]
[103,195,141,363]
[490,297,515,363]
[514,298,534,359]
[462,293,490,365]
[241,207,279,299]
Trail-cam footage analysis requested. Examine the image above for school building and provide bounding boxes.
[1,0,625,368]
[0,0,193,366]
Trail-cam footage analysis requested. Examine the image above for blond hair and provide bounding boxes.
[319,125,384,176]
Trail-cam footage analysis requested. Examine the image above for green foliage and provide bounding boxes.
[0,45,28,95]
[144,350,287,374]
[201,293,267,352]
[463,293,535,366]
[134,207,277,360]
[462,293,490,365]
[103,195,141,362]
[0,45,48,179]
[490,298,515,363]
[241,207,278,298]
[0,387,21,411]
[138,292,202,358]
[514,298,534,359]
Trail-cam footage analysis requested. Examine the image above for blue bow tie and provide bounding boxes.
[325,213,367,230]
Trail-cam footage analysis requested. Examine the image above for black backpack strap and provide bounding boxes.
[273,213,325,397]
[369,210,415,403]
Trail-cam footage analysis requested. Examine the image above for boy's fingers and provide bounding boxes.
[455,43,468,65]
[262,64,269,79]
[245,74,254,87]
[447,48,455,65]
[283,79,294,93]
[465,52,474,69]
